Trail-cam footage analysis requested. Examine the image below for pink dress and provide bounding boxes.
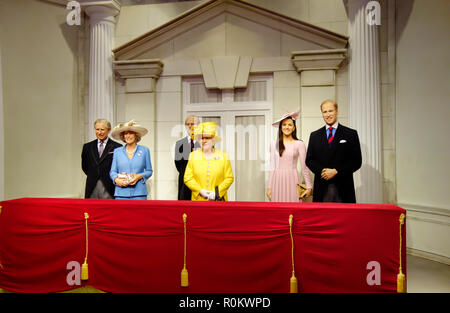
[268,140,313,202]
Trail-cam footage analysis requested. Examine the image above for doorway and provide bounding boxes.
[183,75,273,201]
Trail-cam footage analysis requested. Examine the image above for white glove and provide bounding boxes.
[207,191,216,201]
[199,189,210,199]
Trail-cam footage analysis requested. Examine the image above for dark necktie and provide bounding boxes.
[190,140,194,152]
[98,140,105,157]
[327,127,334,145]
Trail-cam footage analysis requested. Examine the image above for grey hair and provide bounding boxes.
[94,119,111,130]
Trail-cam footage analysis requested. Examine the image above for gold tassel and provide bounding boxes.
[81,212,89,281]
[81,259,88,281]
[397,213,406,293]
[290,274,298,293]
[181,213,188,287]
[289,214,298,293]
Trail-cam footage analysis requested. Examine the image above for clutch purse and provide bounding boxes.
[117,173,133,184]
[297,183,310,199]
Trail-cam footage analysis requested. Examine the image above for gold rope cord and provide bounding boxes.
[181,213,188,287]
[289,214,298,293]
[397,213,406,292]
[81,212,89,281]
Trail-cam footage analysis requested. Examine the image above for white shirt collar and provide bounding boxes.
[326,122,339,130]
[98,137,108,146]
[186,135,197,144]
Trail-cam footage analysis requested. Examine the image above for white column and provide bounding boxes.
[84,3,120,140]
[348,0,383,203]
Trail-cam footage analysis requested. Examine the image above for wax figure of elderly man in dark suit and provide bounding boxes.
[174,115,201,200]
[82,119,122,198]
[306,100,362,203]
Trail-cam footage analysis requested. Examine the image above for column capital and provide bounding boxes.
[81,0,121,23]
[291,49,347,72]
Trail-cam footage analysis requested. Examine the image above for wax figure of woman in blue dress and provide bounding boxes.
[109,120,153,200]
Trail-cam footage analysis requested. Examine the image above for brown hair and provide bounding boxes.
[120,131,141,143]
[277,117,298,157]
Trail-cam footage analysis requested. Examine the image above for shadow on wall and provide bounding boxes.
[394,0,415,41]
[354,143,384,204]
[59,20,81,58]
[383,177,396,204]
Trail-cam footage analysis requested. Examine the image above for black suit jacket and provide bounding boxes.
[174,136,200,200]
[306,124,362,203]
[82,138,122,198]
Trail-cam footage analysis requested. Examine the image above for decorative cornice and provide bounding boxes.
[113,59,164,79]
[291,49,347,72]
[113,0,348,61]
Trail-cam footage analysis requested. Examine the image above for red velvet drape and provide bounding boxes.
[0,198,406,293]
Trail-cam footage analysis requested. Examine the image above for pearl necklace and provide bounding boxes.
[126,147,136,155]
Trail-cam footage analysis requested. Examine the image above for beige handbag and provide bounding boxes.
[297,183,311,199]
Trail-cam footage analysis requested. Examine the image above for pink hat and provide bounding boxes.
[272,110,300,127]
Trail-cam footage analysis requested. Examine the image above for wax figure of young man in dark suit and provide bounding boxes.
[82,119,122,199]
[174,115,200,200]
[306,100,362,203]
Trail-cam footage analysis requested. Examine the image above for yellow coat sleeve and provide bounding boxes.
[184,151,202,200]
[217,152,234,199]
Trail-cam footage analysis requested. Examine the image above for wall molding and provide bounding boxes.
[407,248,450,266]
[398,202,450,226]
[400,202,450,263]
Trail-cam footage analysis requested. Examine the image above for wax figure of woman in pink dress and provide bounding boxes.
[267,111,313,202]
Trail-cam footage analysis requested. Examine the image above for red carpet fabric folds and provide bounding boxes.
[0,198,406,293]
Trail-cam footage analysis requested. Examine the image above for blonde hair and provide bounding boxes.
[185,115,199,125]
[320,99,338,111]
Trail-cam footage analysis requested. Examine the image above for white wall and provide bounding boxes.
[0,0,84,199]
[115,1,204,48]
[396,0,450,261]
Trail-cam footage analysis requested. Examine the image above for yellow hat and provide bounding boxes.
[194,122,222,143]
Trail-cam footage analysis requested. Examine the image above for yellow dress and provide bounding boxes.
[184,149,234,201]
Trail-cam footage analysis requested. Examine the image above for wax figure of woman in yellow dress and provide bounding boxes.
[184,122,234,201]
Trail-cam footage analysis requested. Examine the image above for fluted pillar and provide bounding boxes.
[348,0,383,203]
[84,1,120,140]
